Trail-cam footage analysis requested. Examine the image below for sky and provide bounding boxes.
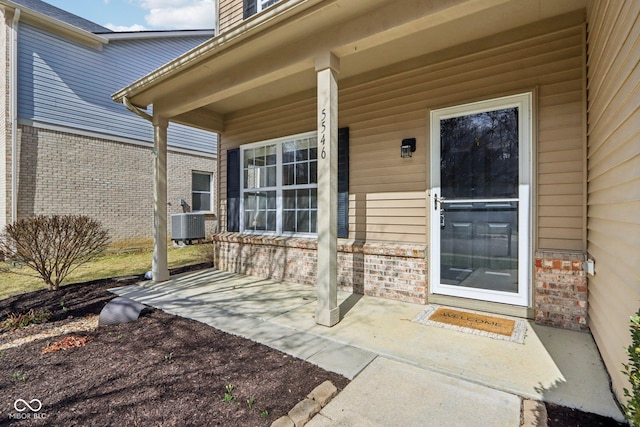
[44,0,216,31]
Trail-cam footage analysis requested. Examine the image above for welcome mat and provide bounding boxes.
[412,305,527,343]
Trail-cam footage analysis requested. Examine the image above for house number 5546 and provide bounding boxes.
[320,108,327,159]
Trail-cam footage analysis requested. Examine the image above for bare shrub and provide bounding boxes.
[0,215,110,290]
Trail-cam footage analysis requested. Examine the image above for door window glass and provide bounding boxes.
[440,108,519,199]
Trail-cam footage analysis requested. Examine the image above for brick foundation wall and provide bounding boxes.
[534,250,588,331]
[213,233,428,304]
[15,125,217,246]
[213,234,590,328]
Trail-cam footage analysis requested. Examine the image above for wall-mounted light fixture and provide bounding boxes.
[401,138,416,158]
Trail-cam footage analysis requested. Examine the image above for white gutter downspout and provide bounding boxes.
[122,96,170,282]
[10,8,20,224]
[123,96,152,122]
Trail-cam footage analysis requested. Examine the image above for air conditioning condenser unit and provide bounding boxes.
[171,213,205,244]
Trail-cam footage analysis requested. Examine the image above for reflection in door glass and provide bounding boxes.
[441,108,519,199]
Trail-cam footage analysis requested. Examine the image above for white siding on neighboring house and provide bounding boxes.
[586,0,640,404]
[17,24,217,155]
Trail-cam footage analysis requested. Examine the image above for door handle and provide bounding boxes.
[434,194,446,210]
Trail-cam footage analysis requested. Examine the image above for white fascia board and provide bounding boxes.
[102,30,215,41]
[0,0,108,50]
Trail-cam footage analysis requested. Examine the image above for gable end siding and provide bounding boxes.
[17,24,217,154]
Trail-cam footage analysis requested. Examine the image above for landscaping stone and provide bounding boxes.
[273,381,340,427]
[307,380,338,406]
[271,415,295,427]
[288,398,321,426]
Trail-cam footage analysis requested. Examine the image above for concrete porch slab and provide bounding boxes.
[112,276,376,380]
[135,269,318,321]
[109,268,624,421]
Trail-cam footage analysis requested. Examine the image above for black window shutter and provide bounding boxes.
[227,148,240,232]
[337,127,349,238]
[243,0,257,19]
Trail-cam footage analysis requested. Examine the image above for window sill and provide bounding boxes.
[190,211,217,217]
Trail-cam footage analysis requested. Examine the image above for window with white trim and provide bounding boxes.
[192,171,212,212]
[241,131,317,235]
[258,0,280,12]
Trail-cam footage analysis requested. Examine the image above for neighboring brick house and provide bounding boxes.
[115,0,639,405]
[0,0,218,246]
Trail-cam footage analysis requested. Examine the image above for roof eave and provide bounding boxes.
[0,0,109,50]
[111,0,326,107]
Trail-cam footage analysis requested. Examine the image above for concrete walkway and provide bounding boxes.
[111,268,624,425]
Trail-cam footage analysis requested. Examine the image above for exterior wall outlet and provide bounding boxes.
[584,259,595,275]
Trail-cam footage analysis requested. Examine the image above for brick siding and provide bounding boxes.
[12,125,217,246]
[215,235,590,330]
[213,233,428,304]
[534,250,588,331]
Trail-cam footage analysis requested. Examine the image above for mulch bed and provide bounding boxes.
[545,403,627,427]
[0,264,349,426]
[0,263,629,426]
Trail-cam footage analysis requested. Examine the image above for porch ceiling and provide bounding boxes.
[112,0,586,133]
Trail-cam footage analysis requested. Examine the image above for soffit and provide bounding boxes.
[114,0,586,130]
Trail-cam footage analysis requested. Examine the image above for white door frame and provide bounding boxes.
[429,93,532,307]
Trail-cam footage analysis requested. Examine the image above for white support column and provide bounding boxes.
[315,52,340,327]
[152,115,170,282]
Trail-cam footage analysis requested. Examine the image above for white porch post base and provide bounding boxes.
[316,304,340,328]
[315,52,340,327]
[152,115,170,282]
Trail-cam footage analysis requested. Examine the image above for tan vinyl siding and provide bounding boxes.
[350,192,427,243]
[586,0,640,404]
[218,0,244,35]
[221,14,586,247]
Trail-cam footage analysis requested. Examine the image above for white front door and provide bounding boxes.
[430,93,532,307]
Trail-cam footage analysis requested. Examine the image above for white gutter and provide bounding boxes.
[10,7,19,224]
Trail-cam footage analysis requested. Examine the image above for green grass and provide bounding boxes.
[0,244,212,300]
